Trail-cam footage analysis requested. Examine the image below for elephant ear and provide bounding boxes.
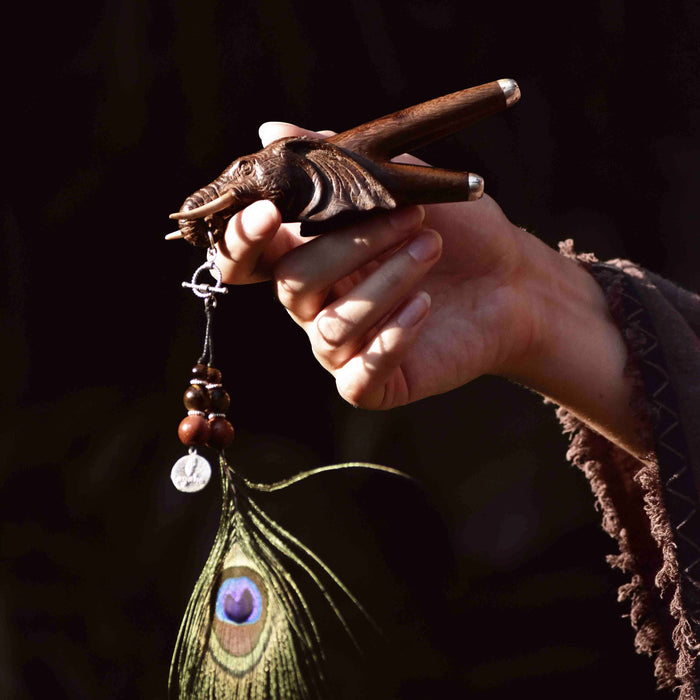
[284,139,396,225]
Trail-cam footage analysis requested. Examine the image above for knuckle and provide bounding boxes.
[275,275,312,312]
[273,259,305,294]
[274,276,297,308]
[314,311,350,350]
[276,277,327,325]
[273,258,322,317]
[335,373,366,408]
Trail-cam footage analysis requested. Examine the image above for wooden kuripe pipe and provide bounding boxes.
[169,79,520,246]
[327,78,519,158]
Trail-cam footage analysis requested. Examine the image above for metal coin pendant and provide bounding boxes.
[171,452,212,492]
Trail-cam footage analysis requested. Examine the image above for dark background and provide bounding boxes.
[3,1,700,698]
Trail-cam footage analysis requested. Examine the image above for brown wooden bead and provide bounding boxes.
[208,386,230,413]
[208,417,235,449]
[191,363,208,381]
[184,384,210,412]
[178,415,211,446]
[206,366,222,384]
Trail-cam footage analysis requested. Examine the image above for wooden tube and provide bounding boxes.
[329,79,518,159]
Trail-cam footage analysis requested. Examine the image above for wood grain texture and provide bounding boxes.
[171,80,519,245]
[327,81,508,158]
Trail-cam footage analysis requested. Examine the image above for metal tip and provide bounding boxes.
[165,231,184,240]
[497,79,521,107]
[468,173,484,200]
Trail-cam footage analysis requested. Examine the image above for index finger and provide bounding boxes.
[215,200,282,284]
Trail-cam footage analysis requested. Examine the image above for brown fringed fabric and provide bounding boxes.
[556,241,700,698]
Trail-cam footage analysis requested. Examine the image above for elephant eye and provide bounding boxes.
[235,159,254,176]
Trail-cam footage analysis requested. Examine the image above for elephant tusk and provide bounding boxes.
[169,190,237,220]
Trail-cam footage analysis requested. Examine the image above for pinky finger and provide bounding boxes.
[334,291,431,409]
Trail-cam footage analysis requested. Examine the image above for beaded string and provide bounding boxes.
[171,237,234,492]
[177,363,234,451]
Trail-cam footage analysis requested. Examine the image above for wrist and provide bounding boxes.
[494,231,604,381]
[504,238,645,454]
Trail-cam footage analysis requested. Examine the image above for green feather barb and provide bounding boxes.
[169,456,412,699]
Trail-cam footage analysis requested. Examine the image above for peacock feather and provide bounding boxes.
[169,454,410,699]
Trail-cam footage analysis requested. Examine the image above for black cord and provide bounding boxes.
[198,296,216,367]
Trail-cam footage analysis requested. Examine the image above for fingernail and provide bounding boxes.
[397,292,431,328]
[389,205,424,231]
[407,231,440,262]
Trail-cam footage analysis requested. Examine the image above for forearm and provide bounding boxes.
[507,236,651,460]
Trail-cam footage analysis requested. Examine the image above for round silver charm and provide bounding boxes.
[171,452,212,492]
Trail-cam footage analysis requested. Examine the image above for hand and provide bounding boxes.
[216,122,645,455]
[217,123,553,406]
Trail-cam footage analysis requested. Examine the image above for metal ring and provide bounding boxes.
[183,260,228,298]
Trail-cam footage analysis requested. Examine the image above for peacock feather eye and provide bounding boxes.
[210,565,271,669]
[215,573,263,625]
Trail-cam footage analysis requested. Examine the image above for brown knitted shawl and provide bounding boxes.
[558,241,700,698]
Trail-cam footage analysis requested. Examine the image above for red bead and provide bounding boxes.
[178,415,211,446]
[208,417,235,449]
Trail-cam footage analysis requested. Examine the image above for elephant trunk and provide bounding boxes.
[170,180,257,247]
